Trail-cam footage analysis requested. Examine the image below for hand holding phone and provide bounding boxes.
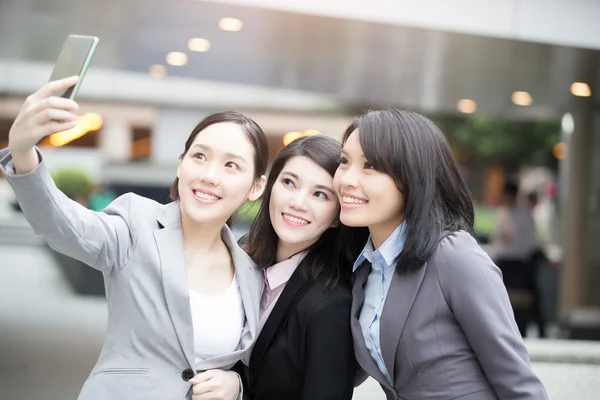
[48,34,99,100]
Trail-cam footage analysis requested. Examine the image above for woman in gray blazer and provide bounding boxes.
[333,109,548,399]
[2,77,268,400]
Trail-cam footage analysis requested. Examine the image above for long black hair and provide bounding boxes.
[342,109,474,273]
[247,135,366,286]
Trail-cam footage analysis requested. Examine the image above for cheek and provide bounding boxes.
[314,202,339,228]
[332,171,342,193]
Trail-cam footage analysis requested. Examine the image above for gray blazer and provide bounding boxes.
[352,231,548,400]
[0,148,263,400]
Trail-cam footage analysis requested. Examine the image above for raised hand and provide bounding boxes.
[8,76,80,173]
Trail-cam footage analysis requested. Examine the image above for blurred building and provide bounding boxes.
[0,0,599,315]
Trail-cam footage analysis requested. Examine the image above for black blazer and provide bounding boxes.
[235,258,356,400]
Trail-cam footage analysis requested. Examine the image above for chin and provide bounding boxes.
[339,213,367,227]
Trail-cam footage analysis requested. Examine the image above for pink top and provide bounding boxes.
[242,250,308,365]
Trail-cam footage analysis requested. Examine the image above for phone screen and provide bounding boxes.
[49,35,99,99]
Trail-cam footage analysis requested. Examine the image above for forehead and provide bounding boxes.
[191,122,254,159]
[342,129,362,155]
[280,156,333,186]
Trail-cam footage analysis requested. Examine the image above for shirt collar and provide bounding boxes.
[265,250,308,290]
[352,222,407,272]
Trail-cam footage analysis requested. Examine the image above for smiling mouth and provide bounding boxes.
[193,189,221,202]
[341,195,368,205]
[282,213,310,226]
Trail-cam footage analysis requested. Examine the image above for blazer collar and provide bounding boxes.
[248,258,314,385]
[154,201,261,369]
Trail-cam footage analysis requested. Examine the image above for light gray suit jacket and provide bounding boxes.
[352,231,548,400]
[0,148,264,400]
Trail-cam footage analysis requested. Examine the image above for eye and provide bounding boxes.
[225,161,240,170]
[338,156,349,166]
[193,152,207,161]
[282,177,295,188]
[364,161,376,170]
[314,191,329,200]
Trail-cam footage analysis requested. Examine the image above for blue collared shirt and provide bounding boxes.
[352,222,407,384]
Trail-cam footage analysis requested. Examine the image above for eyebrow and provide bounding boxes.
[281,171,336,195]
[191,144,248,164]
[340,149,365,159]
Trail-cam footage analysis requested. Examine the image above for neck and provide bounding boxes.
[369,218,404,250]
[275,240,312,263]
[180,206,225,254]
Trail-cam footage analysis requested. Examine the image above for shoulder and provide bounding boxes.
[303,280,352,317]
[102,193,164,224]
[431,230,502,292]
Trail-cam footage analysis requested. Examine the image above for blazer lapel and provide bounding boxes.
[351,261,393,391]
[222,226,262,343]
[379,261,428,383]
[249,262,313,384]
[154,201,195,369]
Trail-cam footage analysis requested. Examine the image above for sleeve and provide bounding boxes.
[0,147,138,275]
[436,231,549,400]
[230,361,248,400]
[300,291,355,400]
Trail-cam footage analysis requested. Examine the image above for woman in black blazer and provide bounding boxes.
[196,135,364,400]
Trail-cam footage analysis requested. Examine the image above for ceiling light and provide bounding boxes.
[188,38,211,52]
[149,64,167,78]
[570,82,591,97]
[166,52,188,66]
[511,91,532,106]
[457,99,477,114]
[219,17,243,32]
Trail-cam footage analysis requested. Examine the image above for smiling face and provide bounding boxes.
[176,122,264,226]
[269,156,339,260]
[333,129,405,248]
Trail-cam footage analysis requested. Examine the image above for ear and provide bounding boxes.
[176,156,183,179]
[248,175,267,201]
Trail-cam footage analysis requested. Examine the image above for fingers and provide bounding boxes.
[189,370,214,384]
[31,96,79,114]
[39,121,78,137]
[32,76,79,100]
[192,380,213,394]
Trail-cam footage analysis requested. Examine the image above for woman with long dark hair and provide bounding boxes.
[193,135,362,400]
[2,77,269,400]
[335,109,547,399]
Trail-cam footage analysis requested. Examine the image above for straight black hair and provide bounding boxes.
[247,135,366,286]
[342,109,474,273]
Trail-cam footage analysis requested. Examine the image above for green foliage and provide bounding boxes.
[435,115,561,168]
[51,168,94,201]
[234,199,262,224]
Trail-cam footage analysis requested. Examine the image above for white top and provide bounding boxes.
[190,275,245,363]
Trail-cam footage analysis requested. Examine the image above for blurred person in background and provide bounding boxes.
[335,109,547,400]
[492,181,541,337]
[1,77,269,400]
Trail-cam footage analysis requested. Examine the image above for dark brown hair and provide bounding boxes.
[247,135,365,286]
[170,111,269,201]
[342,109,474,273]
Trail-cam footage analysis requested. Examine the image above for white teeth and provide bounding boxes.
[194,191,219,201]
[342,196,367,205]
[283,214,309,225]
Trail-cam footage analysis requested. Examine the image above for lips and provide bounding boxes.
[282,212,310,226]
[193,188,221,202]
[341,194,368,205]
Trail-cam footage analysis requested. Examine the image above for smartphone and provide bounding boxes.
[49,34,99,100]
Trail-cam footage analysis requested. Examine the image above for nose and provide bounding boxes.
[289,191,309,212]
[199,163,220,186]
[338,166,359,189]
